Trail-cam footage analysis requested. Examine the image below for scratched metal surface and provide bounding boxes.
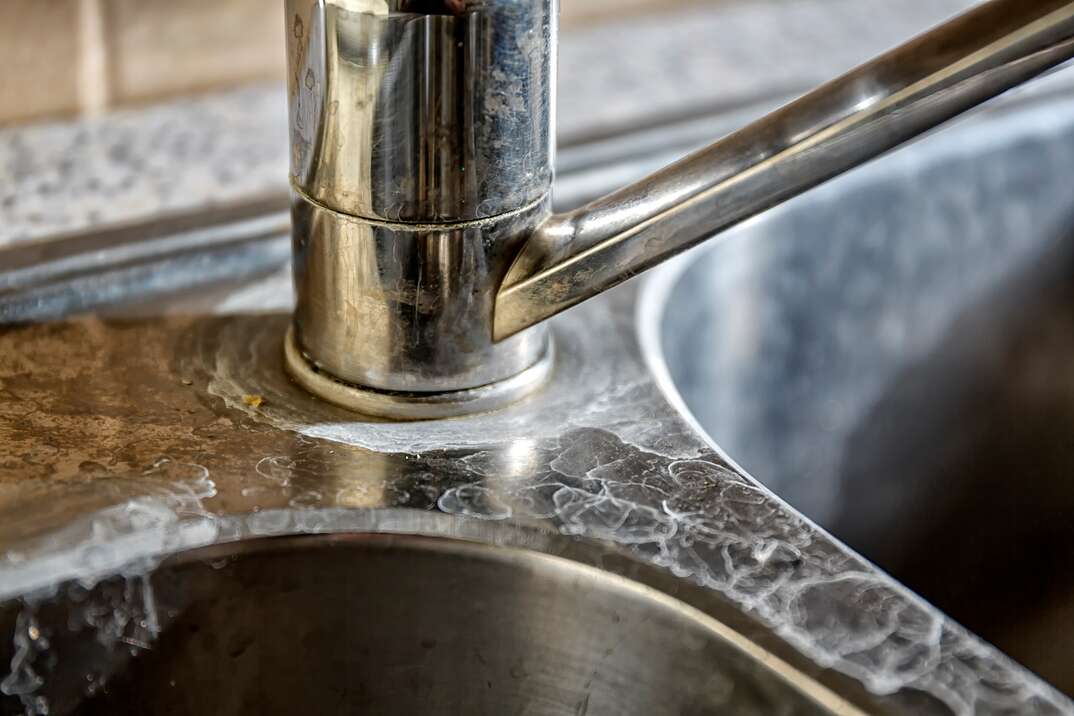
[1,288,1069,716]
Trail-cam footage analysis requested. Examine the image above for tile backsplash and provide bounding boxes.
[0,0,85,123]
[0,0,706,126]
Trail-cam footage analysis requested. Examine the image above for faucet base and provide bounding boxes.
[283,327,555,421]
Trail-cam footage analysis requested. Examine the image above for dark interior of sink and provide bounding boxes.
[658,105,1074,696]
[0,534,837,716]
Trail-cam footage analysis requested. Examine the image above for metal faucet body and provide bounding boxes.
[285,0,556,417]
[285,0,1074,418]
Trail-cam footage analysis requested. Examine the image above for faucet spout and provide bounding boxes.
[495,0,1074,341]
[285,0,1074,418]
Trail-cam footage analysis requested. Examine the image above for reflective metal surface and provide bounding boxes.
[0,312,918,716]
[4,277,1069,713]
[651,91,1074,696]
[286,0,555,406]
[284,325,554,418]
[0,533,854,715]
[287,0,1074,414]
[290,193,550,396]
[285,0,555,222]
[497,0,1074,337]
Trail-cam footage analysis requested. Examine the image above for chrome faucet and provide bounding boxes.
[283,0,1074,419]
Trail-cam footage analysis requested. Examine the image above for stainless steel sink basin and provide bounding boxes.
[651,91,1074,695]
[0,532,841,716]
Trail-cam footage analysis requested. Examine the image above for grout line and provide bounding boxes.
[77,0,110,115]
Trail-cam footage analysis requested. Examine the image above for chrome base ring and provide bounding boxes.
[283,327,554,421]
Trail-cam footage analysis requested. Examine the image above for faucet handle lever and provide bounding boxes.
[495,0,1074,340]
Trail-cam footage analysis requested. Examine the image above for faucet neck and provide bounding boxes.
[284,0,559,418]
[284,0,1074,418]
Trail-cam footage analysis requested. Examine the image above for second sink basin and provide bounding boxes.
[651,91,1074,695]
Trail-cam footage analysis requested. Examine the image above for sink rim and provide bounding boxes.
[2,524,866,716]
[638,85,1074,703]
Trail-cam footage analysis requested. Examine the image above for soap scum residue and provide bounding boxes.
[0,300,1067,714]
[201,295,704,462]
[1,459,218,714]
[194,289,1074,715]
[2,449,1069,716]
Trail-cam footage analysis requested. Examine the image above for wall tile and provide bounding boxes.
[0,0,710,125]
[0,0,83,124]
[103,0,286,106]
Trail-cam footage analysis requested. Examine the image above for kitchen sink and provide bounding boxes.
[651,91,1074,695]
[1,532,841,716]
[4,16,1074,709]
